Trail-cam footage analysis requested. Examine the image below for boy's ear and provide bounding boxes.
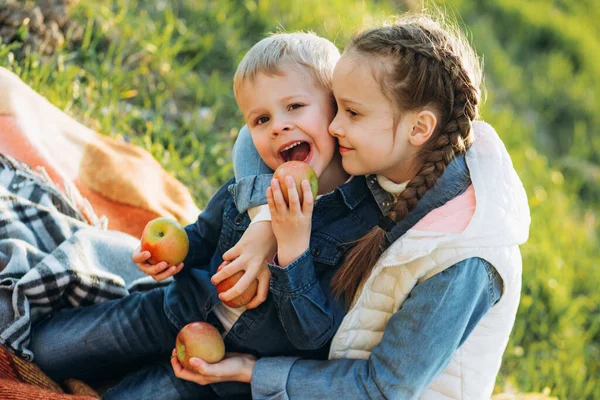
[408,110,437,147]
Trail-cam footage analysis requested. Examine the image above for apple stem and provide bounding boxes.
[172,349,185,360]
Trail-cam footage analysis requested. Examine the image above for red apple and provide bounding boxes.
[175,322,225,368]
[273,161,318,204]
[215,262,258,308]
[140,217,189,265]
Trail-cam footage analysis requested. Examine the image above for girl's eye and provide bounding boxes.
[346,109,358,117]
[288,103,303,111]
[255,116,270,125]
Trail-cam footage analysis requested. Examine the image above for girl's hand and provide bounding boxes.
[267,177,314,267]
[171,349,256,385]
[132,246,184,281]
[211,221,276,309]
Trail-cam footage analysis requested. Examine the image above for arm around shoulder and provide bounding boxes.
[252,256,501,399]
[230,125,275,213]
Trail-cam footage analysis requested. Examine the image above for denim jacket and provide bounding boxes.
[163,175,381,362]
[230,126,503,398]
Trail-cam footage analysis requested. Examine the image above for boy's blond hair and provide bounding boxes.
[233,32,340,100]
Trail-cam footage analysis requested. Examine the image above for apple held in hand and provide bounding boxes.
[176,322,225,369]
[273,161,318,204]
[140,217,189,265]
[215,262,258,308]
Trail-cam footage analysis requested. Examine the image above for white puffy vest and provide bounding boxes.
[328,121,531,399]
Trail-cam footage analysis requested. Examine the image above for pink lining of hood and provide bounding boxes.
[412,185,476,234]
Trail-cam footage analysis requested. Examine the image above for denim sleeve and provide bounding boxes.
[181,180,231,269]
[233,125,274,179]
[230,125,274,213]
[251,257,503,399]
[265,249,342,351]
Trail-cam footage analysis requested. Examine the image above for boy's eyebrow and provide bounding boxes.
[244,108,263,121]
[280,94,307,102]
[243,93,309,120]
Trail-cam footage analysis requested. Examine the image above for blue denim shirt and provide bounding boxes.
[230,126,503,398]
[164,175,382,362]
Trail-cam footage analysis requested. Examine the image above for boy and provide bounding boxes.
[30,33,381,399]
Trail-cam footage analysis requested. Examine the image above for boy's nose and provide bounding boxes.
[271,120,292,137]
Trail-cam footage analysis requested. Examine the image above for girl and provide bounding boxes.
[173,14,530,399]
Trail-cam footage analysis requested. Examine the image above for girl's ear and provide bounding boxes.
[408,110,437,147]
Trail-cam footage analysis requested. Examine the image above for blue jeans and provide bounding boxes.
[30,287,218,399]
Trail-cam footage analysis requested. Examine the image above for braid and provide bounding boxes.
[387,26,479,221]
[332,14,483,308]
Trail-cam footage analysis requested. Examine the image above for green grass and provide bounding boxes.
[1,0,599,398]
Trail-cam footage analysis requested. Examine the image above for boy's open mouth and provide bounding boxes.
[279,141,311,162]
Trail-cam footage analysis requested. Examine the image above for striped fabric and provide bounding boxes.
[0,154,165,362]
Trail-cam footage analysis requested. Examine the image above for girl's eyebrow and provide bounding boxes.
[338,97,364,107]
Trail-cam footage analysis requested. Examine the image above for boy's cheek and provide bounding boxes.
[255,145,280,171]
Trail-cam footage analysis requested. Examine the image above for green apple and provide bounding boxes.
[176,322,225,368]
[140,217,189,265]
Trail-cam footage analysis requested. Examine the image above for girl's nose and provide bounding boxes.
[328,115,344,138]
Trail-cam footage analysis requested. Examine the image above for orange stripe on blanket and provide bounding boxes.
[0,115,70,189]
[412,185,476,234]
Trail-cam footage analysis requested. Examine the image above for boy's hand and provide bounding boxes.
[132,246,184,281]
[210,221,276,309]
[267,177,314,267]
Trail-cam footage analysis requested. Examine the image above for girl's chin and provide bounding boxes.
[341,159,361,176]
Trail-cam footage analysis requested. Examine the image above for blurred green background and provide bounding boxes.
[1,0,598,398]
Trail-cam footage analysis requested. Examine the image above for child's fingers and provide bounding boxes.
[211,260,242,285]
[285,176,301,213]
[301,179,315,215]
[222,244,241,262]
[151,263,181,281]
[132,249,151,263]
[171,349,182,373]
[266,187,277,214]
[270,179,288,212]
[245,270,270,309]
[171,349,197,380]
[138,261,170,276]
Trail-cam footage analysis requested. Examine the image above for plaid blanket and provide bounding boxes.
[0,154,164,362]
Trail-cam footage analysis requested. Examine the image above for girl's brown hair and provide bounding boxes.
[331,14,483,307]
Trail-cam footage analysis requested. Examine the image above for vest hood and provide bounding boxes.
[458,121,530,248]
[378,121,531,268]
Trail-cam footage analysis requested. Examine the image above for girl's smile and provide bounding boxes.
[329,53,419,183]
